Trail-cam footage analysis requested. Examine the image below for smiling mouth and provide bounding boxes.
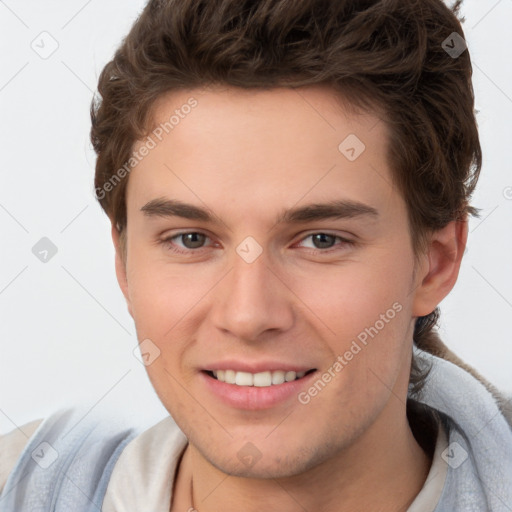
[204,368,317,387]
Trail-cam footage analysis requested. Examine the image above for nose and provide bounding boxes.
[210,247,294,342]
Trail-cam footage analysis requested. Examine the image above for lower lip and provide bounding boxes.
[200,371,317,410]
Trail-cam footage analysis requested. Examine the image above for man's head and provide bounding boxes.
[90,0,479,479]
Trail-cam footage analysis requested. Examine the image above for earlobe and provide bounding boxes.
[111,223,133,318]
[411,219,468,318]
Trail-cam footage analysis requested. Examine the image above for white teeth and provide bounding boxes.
[271,370,285,385]
[211,369,311,387]
[285,371,296,382]
[224,369,236,384]
[235,371,253,386]
[253,371,272,387]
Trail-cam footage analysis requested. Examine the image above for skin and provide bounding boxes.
[112,84,467,511]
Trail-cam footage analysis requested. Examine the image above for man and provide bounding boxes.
[1,0,511,510]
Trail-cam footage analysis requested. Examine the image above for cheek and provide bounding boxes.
[126,260,202,415]
[126,247,206,336]
[291,252,413,385]
[295,253,410,334]
[124,263,191,389]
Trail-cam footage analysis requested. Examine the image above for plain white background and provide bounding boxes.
[1,0,511,435]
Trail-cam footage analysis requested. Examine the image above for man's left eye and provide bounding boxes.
[295,233,355,252]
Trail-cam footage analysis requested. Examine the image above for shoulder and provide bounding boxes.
[413,346,512,430]
[0,418,44,493]
[412,347,512,509]
[0,406,143,511]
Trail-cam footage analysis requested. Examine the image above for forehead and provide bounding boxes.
[127,84,397,225]
[146,83,386,152]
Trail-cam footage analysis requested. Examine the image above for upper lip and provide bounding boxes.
[202,360,316,373]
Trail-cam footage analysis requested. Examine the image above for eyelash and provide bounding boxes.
[160,231,355,255]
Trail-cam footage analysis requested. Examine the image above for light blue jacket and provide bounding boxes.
[0,406,139,511]
[1,347,511,511]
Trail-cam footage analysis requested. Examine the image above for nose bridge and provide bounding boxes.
[212,242,293,340]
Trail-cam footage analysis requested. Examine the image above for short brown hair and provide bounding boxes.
[90,0,481,393]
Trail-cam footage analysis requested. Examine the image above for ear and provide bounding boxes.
[111,223,133,318]
[411,219,468,317]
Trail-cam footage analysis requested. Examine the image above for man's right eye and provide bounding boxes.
[160,231,213,254]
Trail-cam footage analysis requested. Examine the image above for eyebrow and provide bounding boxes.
[140,197,379,225]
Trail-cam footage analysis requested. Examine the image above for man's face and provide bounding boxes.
[119,84,424,477]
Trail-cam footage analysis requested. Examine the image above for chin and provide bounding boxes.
[201,439,336,480]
